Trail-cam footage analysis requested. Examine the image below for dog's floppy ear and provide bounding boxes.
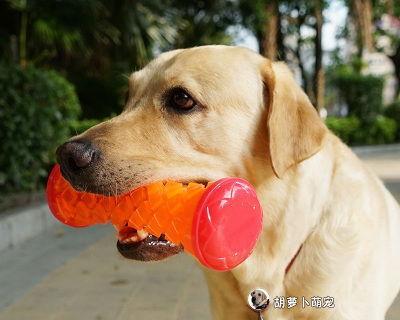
[261,61,327,178]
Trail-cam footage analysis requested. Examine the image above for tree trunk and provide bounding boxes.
[19,10,27,68]
[10,35,18,64]
[384,0,398,98]
[389,45,400,98]
[294,11,311,98]
[352,0,374,54]
[277,7,285,61]
[295,35,312,99]
[314,0,324,111]
[262,0,279,60]
[386,0,394,15]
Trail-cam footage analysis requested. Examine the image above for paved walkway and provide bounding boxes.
[0,230,209,320]
[0,147,399,320]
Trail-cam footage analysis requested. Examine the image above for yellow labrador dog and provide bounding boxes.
[57,45,400,319]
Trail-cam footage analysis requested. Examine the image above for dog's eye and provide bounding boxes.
[165,87,197,113]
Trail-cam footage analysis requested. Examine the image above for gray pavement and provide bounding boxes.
[0,146,398,320]
[0,225,109,310]
[381,179,400,320]
[0,229,210,320]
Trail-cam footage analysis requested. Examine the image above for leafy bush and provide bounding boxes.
[326,116,397,146]
[69,119,101,135]
[384,101,400,141]
[365,116,397,145]
[0,63,81,193]
[325,116,361,144]
[70,73,124,119]
[333,69,384,124]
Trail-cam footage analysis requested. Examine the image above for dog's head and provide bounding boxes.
[250,289,270,310]
[57,45,326,261]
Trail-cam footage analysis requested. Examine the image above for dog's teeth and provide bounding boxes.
[137,229,149,240]
[121,235,139,243]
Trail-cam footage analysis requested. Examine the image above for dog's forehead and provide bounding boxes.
[130,46,262,88]
[126,46,265,112]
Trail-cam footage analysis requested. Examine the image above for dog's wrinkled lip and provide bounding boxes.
[117,228,183,261]
[60,164,210,196]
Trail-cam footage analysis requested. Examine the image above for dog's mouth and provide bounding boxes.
[116,226,183,261]
[59,168,209,261]
[114,179,209,262]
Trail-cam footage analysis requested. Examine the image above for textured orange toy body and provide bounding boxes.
[47,164,207,254]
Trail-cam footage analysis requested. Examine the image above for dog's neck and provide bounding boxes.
[204,139,336,319]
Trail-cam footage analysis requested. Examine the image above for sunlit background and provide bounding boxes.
[0,1,399,319]
[0,0,400,200]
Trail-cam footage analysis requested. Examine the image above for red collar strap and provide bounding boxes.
[285,245,303,274]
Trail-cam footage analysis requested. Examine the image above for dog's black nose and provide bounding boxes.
[57,140,99,174]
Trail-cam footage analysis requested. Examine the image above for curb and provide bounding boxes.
[352,143,400,156]
[0,202,57,252]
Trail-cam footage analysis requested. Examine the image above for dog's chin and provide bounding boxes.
[117,228,183,261]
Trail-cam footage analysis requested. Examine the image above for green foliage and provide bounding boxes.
[325,116,361,144]
[107,0,181,68]
[70,72,125,119]
[326,115,397,145]
[367,115,398,144]
[333,67,384,123]
[326,59,398,145]
[385,100,400,141]
[169,0,237,48]
[0,63,80,193]
[0,0,241,119]
[69,119,102,135]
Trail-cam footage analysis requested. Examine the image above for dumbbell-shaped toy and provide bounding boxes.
[46,164,263,271]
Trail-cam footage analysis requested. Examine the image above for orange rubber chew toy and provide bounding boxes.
[46,164,263,271]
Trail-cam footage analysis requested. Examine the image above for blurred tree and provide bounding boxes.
[263,0,279,60]
[373,0,400,97]
[1,0,126,117]
[284,0,327,110]
[241,0,327,110]
[0,0,240,118]
[350,0,374,55]
[239,0,285,60]
[314,0,324,111]
[108,0,180,68]
[284,1,312,95]
[1,0,179,72]
[385,0,394,15]
[6,0,28,67]
[343,0,400,97]
[168,0,238,48]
